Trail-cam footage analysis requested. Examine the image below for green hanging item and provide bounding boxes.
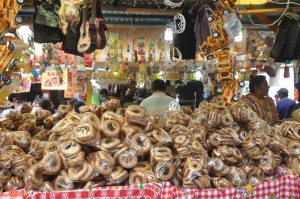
[91,87,100,105]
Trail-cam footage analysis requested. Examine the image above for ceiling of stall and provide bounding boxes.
[19,0,300,29]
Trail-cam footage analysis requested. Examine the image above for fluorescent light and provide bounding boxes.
[195,71,202,80]
[234,31,243,42]
[164,28,173,41]
[237,0,268,4]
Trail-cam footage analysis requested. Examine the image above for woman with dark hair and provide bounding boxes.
[39,99,55,114]
[239,75,279,125]
[67,98,78,109]
[73,101,85,113]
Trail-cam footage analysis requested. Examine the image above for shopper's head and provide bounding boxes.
[39,99,54,113]
[99,88,109,98]
[68,98,78,108]
[249,75,269,98]
[278,88,289,98]
[152,79,167,92]
[73,101,85,113]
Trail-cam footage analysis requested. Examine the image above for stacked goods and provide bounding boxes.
[0,99,299,192]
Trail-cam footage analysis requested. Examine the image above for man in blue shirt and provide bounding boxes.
[276,88,296,120]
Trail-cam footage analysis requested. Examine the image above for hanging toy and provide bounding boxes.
[166,13,186,34]
[164,0,184,9]
[165,94,181,117]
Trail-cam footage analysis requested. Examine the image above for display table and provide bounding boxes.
[25,183,162,199]
[161,174,300,199]
[0,174,299,199]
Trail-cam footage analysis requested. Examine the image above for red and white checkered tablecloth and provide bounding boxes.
[161,174,300,199]
[0,189,24,199]
[25,182,162,199]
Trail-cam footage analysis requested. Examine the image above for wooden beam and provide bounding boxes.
[245,4,278,32]
[239,7,300,14]
[101,6,180,16]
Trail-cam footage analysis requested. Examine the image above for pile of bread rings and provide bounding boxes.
[0,99,299,192]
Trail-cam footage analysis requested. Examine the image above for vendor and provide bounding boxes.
[239,75,279,125]
[39,99,55,114]
[99,88,109,105]
[140,79,175,119]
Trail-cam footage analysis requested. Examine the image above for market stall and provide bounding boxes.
[0,0,300,198]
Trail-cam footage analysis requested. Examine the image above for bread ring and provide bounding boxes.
[5,176,25,191]
[121,124,142,141]
[129,171,147,185]
[91,151,115,176]
[150,128,172,147]
[59,140,81,159]
[114,146,131,160]
[287,141,300,156]
[24,165,44,189]
[59,151,69,170]
[133,161,150,172]
[109,99,121,110]
[212,177,234,188]
[88,104,98,112]
[101,120,121,138]
[116,108,126,117]
[175,135,187,144]
[18,119,36,132]
[100,138,121,150]
[40,181,55,192]
[80,163,96,181]
[182,106,193,115]
[23,113,36,121]
[128,133,152,155]
[178,113,191,126]
[117,148,138,169]
[189,124,207,142]
[125,105,147,126]
[74,123,99,145]
[11,162,30,178]
[102,111,124,126]
[193,175,211,189]
[58,132,73,142]
[0,169,12,183]
[36,110,52,121]
[68,161,89,181]
[214,101,226,109]
[79,105,90,113]
[52,119,75,135]
[221,113,234,127]
[81,112,102,132]
[107,166,129,186]
[54,175,74,191]
[18,103,32,114]
[40,151,62,175]
[65,112,82,124]
[154,161,175,181]
[44,141,60,153]
[151,147,173,162]
[58,105,72,115]
[32,129,51,141]
[169,124,190,139]
[126,105,146,117]
[66,151,85,167]
[12,131,32,151]
[0,131,6,147]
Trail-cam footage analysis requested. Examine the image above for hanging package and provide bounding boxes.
[33,0,64,43]
[269,13,300,62]
[174,6,196,60]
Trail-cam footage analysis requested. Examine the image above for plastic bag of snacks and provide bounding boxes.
[223,13,243,39]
